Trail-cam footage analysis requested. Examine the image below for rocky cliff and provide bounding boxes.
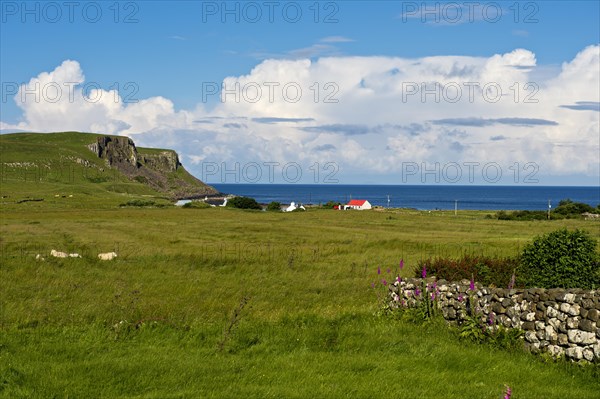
[88,135,219,199]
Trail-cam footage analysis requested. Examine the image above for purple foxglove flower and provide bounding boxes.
[377,266,381,275]
[488,312,495,326]
[415,288,421,297]
[386,268,391,274]
[422,266,427,279]
[381,279,387,286]
[508,273,516,290]
[399,259,404,269]
[396,276,402,283]
[469,278,475,291]
[504,386,512,399]
[457,294,464,302]
[371,282,375,288]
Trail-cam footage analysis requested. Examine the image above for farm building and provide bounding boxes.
[344,199,372,210]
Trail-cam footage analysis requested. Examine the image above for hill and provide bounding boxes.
[0,131,219,206]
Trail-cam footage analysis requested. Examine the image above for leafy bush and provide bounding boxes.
[120,199,157,207]
[496,199,599,221]
[518,228,600,289]
[553,199,597,217]
[182,201,211,209]
[416,255,519,288]
[266,201,282,212]
[322,201,341,209]
[226,196,262,210]
[496,210,548,221]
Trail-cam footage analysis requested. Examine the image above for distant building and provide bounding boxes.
[344,199,372,210]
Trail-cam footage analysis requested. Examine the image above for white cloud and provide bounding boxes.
[3,46,599,183]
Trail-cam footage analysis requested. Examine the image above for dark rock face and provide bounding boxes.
[88,135,218,199]
[141,152,180,172]
[88,136,139,172]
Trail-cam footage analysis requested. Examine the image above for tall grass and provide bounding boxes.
[1,206,599,398]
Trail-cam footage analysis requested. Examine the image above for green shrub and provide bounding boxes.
[416,255,519,288]
[553,199,596,217]
[120,199,156,207]
[266,201,282,212]
[496,210,548,221]
[518,228,600,289]
[322,201,341,209]
[182,201,211,209]
[226,196,262,210]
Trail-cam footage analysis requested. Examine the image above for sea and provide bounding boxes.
[211,184,600,211]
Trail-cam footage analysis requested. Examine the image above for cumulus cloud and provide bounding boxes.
[8,60,194,136]
[3,46,599,182]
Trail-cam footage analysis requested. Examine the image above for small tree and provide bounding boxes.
[226,196,262,210]
[553,199,595,217]
[518,228,599,289]
[266,201,282,212]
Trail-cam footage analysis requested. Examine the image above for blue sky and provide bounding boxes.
[1,1,599,185]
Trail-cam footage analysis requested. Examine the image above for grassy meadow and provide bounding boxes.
[2,201,600,398]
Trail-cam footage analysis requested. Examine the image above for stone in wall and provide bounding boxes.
[389,277,599,362]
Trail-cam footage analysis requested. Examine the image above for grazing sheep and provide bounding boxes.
[50,249,68,258]
[35,254,45,261]
[68,253,81,258]
[98,252,117,261]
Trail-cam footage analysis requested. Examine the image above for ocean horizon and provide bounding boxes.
[211,184,600,211]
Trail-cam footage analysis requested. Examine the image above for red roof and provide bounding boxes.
[347,199,367,206]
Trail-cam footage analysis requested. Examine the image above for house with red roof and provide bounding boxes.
[344,199,372,210]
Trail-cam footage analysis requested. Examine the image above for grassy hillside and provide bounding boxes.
[0,131,217,207]
[1,203,599,398]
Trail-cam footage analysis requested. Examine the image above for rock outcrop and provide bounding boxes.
[88,135,218,199]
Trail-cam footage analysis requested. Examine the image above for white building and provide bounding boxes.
[344,199,372,210]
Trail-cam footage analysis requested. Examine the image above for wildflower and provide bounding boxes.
[371,282,375,288]
[381,279,387,286]
[377,266,381,275]
[504,385,512,399]
[396,275,402,283]
[414,288,421,297]
[508,273,516,290]
[469,276,475,291]
[488,312,495,326]
[386,268,391,274]
[431,292,436,301]
[457,294,464,302]
[422,266,427,279]
[399,259,404,270]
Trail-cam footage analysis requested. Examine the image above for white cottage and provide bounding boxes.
[344,199,372,210]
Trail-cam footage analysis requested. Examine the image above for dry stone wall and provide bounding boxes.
[389,277,600,362]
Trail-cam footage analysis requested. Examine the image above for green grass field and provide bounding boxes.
[1,132,599,398]
[2,203,599,398]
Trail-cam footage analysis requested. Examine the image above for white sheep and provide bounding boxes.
[50,249,68,258]
[68,253,81,258]
[98,252,118,261]
[35,254,45,261]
